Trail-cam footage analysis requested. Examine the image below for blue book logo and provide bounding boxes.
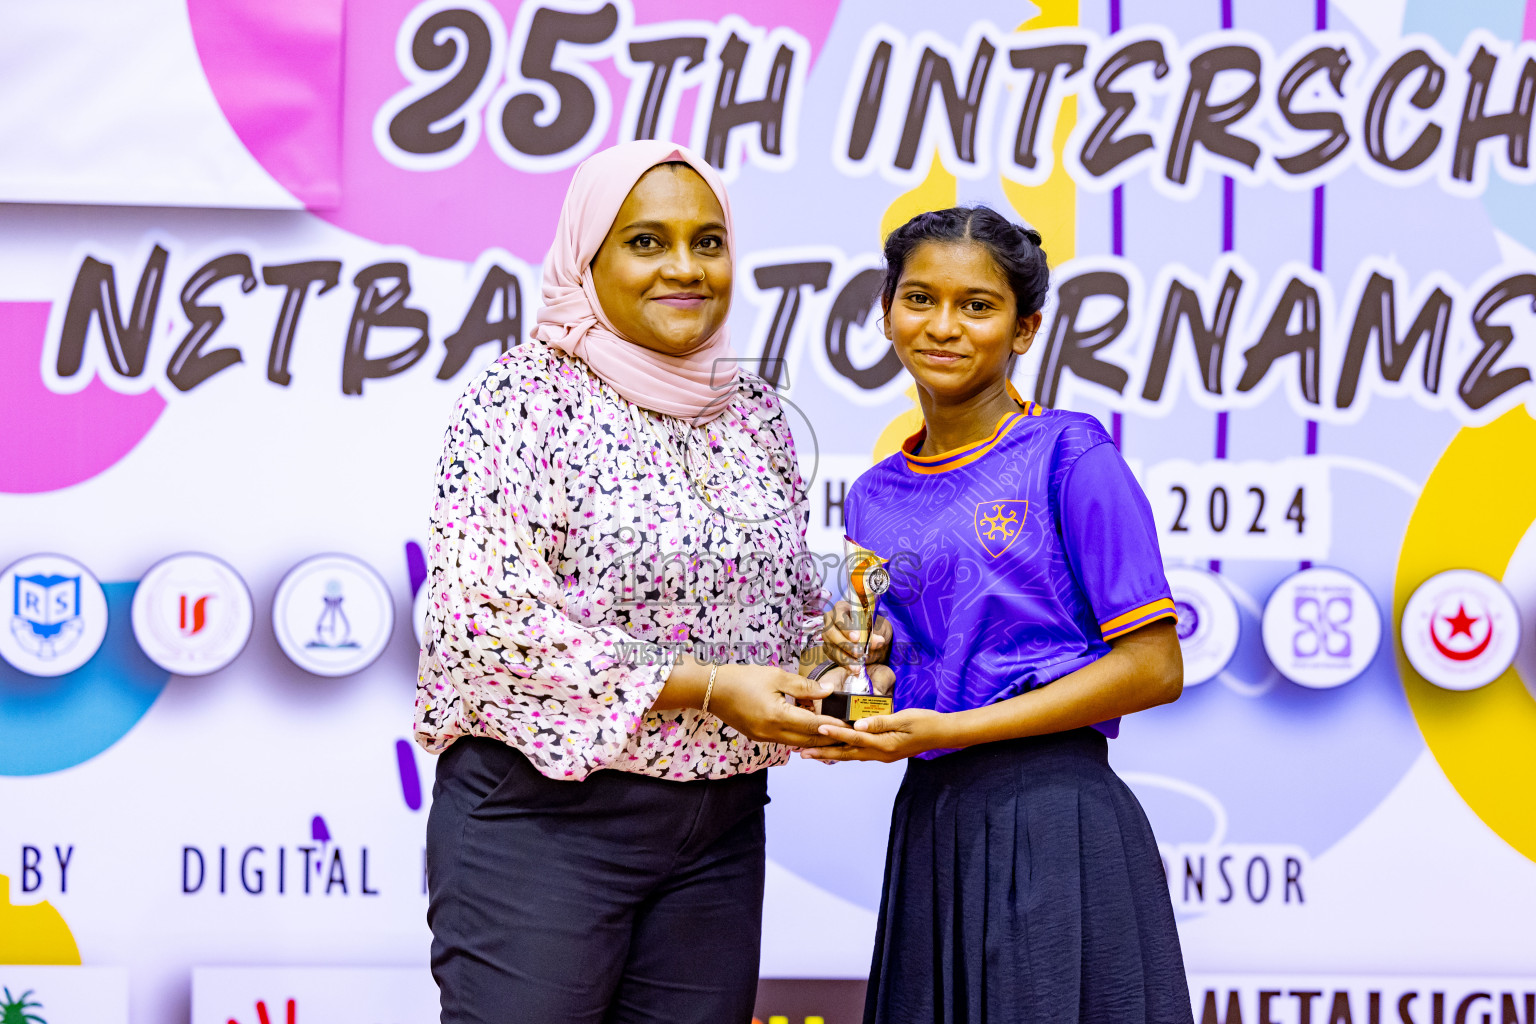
[12,573,83,658]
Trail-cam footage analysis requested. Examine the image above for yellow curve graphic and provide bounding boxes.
[878,152,958,246]
[873,1,1081,464]
[874,384,927,462]
[1394,406,1536,862]
[0,874,81,963]
[1003,0,1079,269]
[872,155,958,463]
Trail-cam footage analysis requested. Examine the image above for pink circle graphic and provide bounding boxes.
[189,0,838,261]
[0,302,165,494]
[187,0,345,210]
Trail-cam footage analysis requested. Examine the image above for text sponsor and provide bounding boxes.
[1162,845,1308,911]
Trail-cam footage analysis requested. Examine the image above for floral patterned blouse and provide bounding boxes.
[414,341,824,781]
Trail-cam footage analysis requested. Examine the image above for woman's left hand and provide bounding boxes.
[798,708,948,763]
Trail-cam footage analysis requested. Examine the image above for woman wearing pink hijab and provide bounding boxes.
[415,140,843,1023]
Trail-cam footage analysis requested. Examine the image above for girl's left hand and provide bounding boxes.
[798,708,947,763]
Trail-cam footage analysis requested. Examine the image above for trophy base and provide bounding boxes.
[822,691,893,723]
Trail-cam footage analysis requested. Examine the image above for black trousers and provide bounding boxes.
[426,737,769,1024]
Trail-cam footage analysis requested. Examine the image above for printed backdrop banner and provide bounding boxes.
[2,0,1536,1021]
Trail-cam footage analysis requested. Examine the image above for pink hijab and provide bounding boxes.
[532,141,738,422]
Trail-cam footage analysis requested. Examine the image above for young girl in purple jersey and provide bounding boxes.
[809,207,1194,1024]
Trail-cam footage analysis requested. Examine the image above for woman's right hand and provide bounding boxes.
[708,664,846,747]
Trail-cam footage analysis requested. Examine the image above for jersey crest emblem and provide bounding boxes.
[973,499,1029,558]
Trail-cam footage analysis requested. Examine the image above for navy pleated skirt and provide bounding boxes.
[864,728,1194,1024]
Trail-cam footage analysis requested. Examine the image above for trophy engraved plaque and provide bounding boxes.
[822,539,895,723]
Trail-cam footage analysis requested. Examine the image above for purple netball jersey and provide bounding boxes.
[845,402,1176,749]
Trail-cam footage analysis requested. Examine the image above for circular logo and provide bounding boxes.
[273,555,395,677]
[1394,409,1536,862]
[130,553,254,676]
[1400,569,1520,691]
[1262,566,1381,688]
[1174,599,1199,639]
[866,566,891,597]
[0,553,109,677]
[1166,567,1240,685]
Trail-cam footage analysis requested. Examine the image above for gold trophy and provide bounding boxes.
[821,539,895,723]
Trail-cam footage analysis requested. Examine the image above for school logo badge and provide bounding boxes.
[272,554,395,677]
[972,499,1028,558]
[1401,569,1520,691]
[1166,567,1240,685]
[0,554,109,677]
[131,553,254,676]
[1261,566,1381,688]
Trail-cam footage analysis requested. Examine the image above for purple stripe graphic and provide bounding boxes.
[1304,0,1325,573]
[1222,177,1236,253]
[1215,405,1228,580]
[1308,186,1323,470]
[1112,186,1124,256]
[1110,0,1124,452]
[1112,175,1124,448]
[396,738,423,811]
[406,540,428,596]
[1311,188,1325,271]
[1214,0,1234,577]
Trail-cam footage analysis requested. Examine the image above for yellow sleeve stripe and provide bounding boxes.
[1100,598,1178,639]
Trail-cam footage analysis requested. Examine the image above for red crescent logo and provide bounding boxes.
[1429,617,1493,662]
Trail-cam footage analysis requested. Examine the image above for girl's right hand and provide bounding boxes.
[822,600,892,668]
[709,664,846,747]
